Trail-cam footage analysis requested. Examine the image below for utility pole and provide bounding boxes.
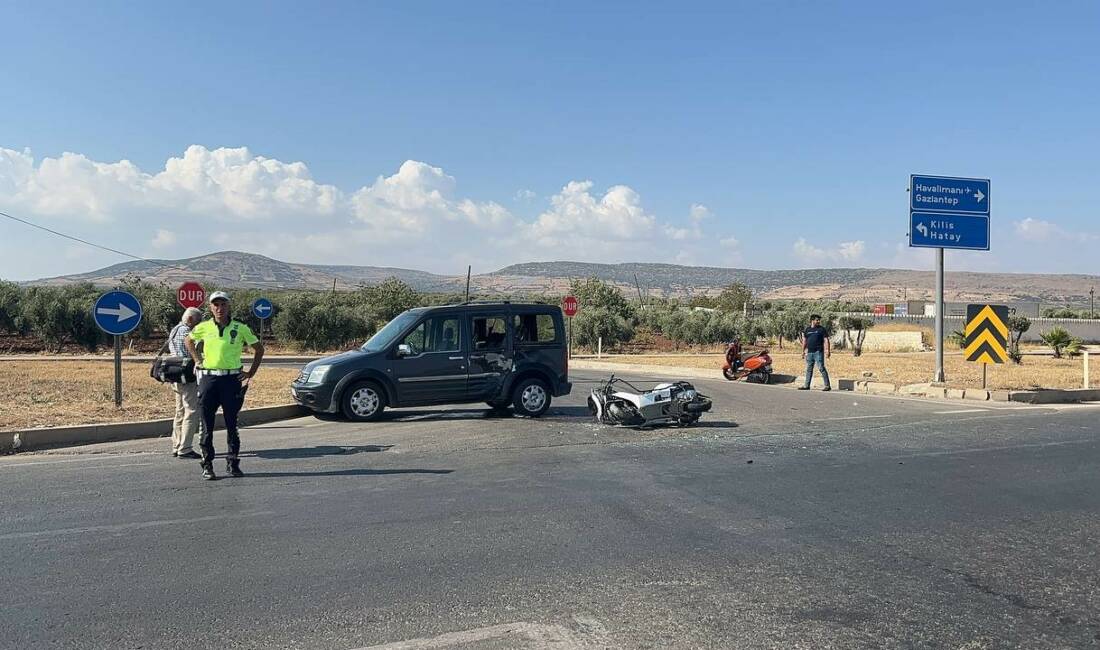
[464,265,472,303]
[1091,286,1095,318]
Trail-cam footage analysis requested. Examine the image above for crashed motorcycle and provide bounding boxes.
[722,340,773,383]
[588,374,712,427]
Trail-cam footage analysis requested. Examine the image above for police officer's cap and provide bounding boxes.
[209,291,231,303]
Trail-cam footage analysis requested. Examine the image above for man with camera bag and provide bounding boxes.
[167,307,203,458]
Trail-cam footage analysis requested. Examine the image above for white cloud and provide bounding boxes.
[0,145,746,278]
[514,189,536,201]
[0,145,340,224]
[837,240,865,261]
[1015,218,1058,241]
[529,181,656,242]
[1014,217,1096,243]
[151,229,177,249]
[689,203,710,224]
[792,238,866,265]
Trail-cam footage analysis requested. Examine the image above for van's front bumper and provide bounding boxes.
[290,381,338,413]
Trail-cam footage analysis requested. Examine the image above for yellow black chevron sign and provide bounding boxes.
[964,304,1009,364]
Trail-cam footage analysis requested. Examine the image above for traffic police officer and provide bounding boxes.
[185,291,265,481]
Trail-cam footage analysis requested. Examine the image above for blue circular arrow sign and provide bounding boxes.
[93,290,143,336]
[252,297,273,320]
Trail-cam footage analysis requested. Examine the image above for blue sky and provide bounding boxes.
[1,0,1098,280]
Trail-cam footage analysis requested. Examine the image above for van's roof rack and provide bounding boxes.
[459,299,511,305]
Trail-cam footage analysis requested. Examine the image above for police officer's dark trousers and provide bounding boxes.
[198,374,244,466]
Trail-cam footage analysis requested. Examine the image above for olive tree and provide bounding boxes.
[1007,315,1031,363]
[569,278,634,320]
[573,307,634,349]
[715,282,753,313]
[0,280,23,334]
[838,315,875,357]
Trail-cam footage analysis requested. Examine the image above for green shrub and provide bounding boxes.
[573,307,634,349]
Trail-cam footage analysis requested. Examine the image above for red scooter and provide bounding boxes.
[722,340,773,383]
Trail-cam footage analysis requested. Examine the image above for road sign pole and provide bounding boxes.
[567,318,572,360]
[982,364,987,390]
[934,247,946,383]
[114,335,123,408]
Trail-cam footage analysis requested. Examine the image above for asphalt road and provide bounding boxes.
[2,370,1099,649]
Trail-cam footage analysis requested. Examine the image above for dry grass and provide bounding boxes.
[594,350,1100,391]
[0,361,301,431]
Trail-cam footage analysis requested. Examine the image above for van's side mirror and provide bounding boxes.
[396,343,413,357]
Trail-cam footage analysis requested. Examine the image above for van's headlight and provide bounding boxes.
[307,365,332,384]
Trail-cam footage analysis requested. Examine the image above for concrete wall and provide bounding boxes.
[859,314,1100,343]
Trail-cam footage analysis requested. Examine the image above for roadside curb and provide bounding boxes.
[570,359,1100,405]
[842,380,1100,404]
[0,404,310,454]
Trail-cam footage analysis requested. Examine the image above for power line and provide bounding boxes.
[0,208,185,274]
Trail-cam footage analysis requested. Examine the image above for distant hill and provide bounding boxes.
[31,251,464,293]
[27,252,1100,305]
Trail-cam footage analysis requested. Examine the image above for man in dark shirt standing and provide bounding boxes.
[799,314,831,391]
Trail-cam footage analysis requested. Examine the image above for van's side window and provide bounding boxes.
[514,313,557,344]
[471,315,507,351]
[402,317,461,355]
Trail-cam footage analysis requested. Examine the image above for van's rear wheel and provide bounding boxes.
[512,378,551,417]
[341,381,386,422]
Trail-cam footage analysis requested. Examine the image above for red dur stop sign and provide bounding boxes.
[563,296,578,317]
[177,282,205,309]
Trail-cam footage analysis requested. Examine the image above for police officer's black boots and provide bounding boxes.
[227,459,244,477]
[201,464,217,481]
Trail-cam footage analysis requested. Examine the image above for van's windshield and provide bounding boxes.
[360,310,423,352]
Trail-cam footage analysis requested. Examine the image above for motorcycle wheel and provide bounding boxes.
[678,414,701,426]
[747,372,770,384]
[722,367,737,381]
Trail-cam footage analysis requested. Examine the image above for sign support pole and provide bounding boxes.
[934,247,945,383]
[114,335,123,408]
[982,364,987,390]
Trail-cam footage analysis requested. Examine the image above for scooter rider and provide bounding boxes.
[185,291,264,481]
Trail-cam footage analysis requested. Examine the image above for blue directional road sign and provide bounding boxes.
[93,290,143,335]
[910,175,990,215]
[910,174,990,251]
[910,212,990,250]
[252,297,273,320]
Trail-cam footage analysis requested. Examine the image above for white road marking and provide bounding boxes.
[350,621,590,649]
[0,511,275,541]
[813,415,892,422]
[933,409,992,415]
[890,438,1095,460]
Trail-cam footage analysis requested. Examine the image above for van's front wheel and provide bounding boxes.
[341,381,386,422]
[512,378,551,417]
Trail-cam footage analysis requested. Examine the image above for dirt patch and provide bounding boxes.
[1,361,301,430]
[589,351,1099,391]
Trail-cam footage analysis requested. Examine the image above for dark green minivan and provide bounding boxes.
[290,302,571,421]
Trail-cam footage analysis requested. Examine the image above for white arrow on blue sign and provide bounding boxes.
[252,297,273,319]
[93,290,143,335]
[910,174,990,215]
[910,212,990,250]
